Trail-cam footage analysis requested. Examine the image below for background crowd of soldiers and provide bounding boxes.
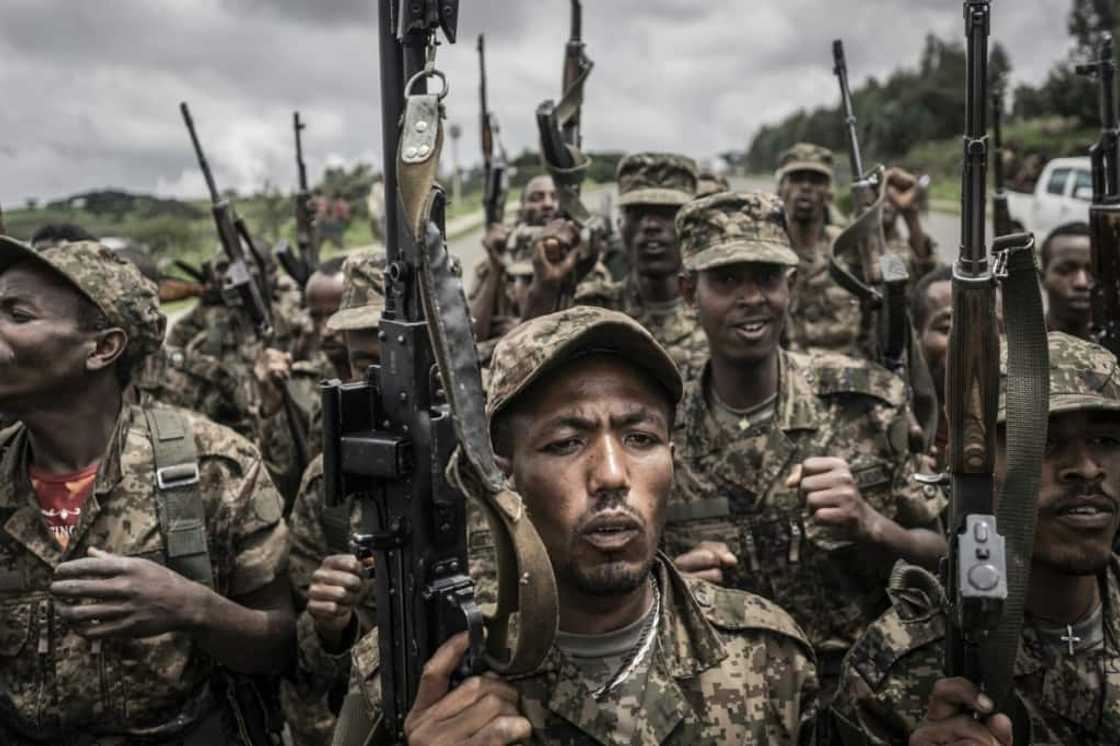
[0,1,1119,745]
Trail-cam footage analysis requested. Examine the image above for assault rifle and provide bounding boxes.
[941,1,1049,725]
[478,34,509,228]
[276,112,320,289]
[991,74,1015,238]
[1076,34,1120,356]
[325,2,557,742]
[830,39,937,450]
[180,102,310,481]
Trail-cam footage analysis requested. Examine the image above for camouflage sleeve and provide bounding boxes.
[572,274,621,309]
[467,259,494,303]
[288,456,328,607]
[888,424,947,528]
[224,457,289,598]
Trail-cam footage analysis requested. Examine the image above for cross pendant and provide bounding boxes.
[1061,625,1081,656]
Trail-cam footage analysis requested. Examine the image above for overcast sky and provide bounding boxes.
[0,0,1073,206]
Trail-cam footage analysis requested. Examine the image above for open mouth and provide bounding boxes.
[732,318,771,340]
[1051,496,1117,529]
[581,513,642,551]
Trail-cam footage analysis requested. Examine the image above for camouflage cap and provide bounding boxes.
[617,153,698,207]
[998,332,1120,422]
[775,142,834,182]
[487,305,683,421]
[0,237,165,367]
[696,170,731,199]
[326,250,387,332]
[677,191,800,272]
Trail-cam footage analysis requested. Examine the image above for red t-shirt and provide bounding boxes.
[29,463,99,551]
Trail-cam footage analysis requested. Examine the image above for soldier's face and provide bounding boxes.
[691,263,790,366]
[306,271,347,370]
[622,205,682,278]
[0,263,97,412]
[779,171,830,224]
[521,176,558,227]
[997,411,1120,576]
[503,355,673,601]
[343,328,381,380]
[1042,235,1093,323]
[919,280,952,403]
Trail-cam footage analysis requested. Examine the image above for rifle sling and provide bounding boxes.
[979,233,1050,712]
[398,91,559,678]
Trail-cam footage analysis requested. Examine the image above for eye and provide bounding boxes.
[543,437,582,456]
[624,431,661,450]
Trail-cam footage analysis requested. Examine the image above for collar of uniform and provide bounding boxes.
[652,552,729,677]
[686,349,821,445]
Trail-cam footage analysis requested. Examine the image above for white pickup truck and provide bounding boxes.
[1005,156,1093,241]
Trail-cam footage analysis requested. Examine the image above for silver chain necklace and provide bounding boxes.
[591,576,662,701]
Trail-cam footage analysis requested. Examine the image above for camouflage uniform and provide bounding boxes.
[775,143,865,358]
[0,240,288,745]
[346,305,819,745]
[574,153,709,380]
[352,556,819,745]
[468,223,542,351]
[830,332,1120,746]
[663,194,946,696]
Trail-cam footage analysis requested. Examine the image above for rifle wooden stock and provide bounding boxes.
[159,279,206,304]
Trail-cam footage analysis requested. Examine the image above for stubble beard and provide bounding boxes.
[560,552,656,598]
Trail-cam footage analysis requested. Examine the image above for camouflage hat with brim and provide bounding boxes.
[487,305,683,421]
[677,191,799,272]
[326,250,387,332]
[998,331,1120,423]
[0,237,166,367]
[775,142,834,182]
[617,152,698,207]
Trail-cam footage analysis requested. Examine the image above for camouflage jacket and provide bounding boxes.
[256,358,327,507]
[663,350,946,655]
[573,276,709,381]
[884,235,942,293]
[283,456,498,746]
[787,225,867,359]
[831,558,1120,746]
[0,404,288,744]
[350,555,819,745]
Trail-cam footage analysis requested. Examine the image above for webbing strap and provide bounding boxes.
[330,691,376,746]
[979,234,1050,711]
[144,409,215,590]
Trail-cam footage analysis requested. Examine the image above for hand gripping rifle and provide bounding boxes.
[478,34,509,228]
[1076,34,1120,357]
[180,102,310,483]
[277,112,322,289]
[324,2,557,742]
[991,74,1015,238]
[829,39,939,452]
[940,1,1049,725]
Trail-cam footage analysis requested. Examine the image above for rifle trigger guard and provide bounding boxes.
[405,68,449,101]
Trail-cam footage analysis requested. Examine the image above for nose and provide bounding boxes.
[734,278,764,306]
[1059,437,1106,485]
[587,433,629,499]
[1072,269,1093,290]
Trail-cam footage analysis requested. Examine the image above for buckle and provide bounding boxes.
[156,463,201,490]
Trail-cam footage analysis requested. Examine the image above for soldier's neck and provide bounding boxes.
[1026,561,1102,626]
[708,350,779,412]
[22,383,122,475]
[558,575,655,636]
[787,218,824,256]
[633,272,679,305]
[1046,308,1091,341]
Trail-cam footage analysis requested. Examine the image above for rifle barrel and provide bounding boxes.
[294,111,309,190]
[961,2,990,268]
[378,0,404,277]
[833,39,864,180]
[180,102,220,203]
[570,0,582,42]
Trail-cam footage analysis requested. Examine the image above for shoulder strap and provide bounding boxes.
[143,408,215,590]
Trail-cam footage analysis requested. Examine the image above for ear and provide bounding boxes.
[86,328,128,374]
[679,272,697,306]
[784,268,799,303]
[495,453,513,479]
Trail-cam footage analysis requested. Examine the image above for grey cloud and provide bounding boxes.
[0,1,1073,206]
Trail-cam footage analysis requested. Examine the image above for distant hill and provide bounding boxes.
[45,189,205,221]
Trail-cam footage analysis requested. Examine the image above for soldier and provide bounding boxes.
[280,251,385,746]
[879,167,940,286]
[344,305,819,745]
[469,174,558,347]
[831,332,1120,746]
[0,238,294,744]
[1040,222,1094,340]
[527,153,710,380]
[662,192,947,719]
[775,142,863,357]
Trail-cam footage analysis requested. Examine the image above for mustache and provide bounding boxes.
[573,490,645,534]
[1041,480,1117,514]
